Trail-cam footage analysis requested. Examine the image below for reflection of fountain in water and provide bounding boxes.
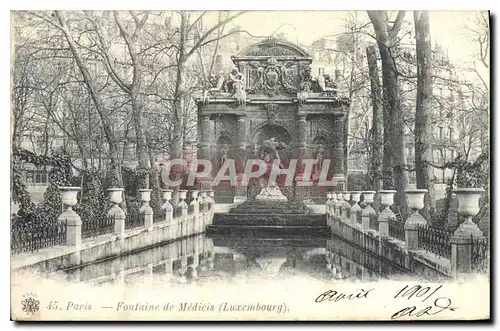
[255,257,288,277]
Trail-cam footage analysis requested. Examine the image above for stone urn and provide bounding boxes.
[452,188,485,237]
[342,191,351,202]
[139,189,152,203]
[59,186,81,210]
[108,188,124,205]
[191,190,199,201]
[162,189,173,201]
[351,191,362,205]
[178,190,188,202]
[362,191,376,206]
[379,190,396,209]
[405,189,428,212]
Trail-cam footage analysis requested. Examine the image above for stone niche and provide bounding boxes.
[195,37,350,201]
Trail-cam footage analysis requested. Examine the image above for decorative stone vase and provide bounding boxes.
[178,190,188,201]
[379,190,396,209]
[452,188,485,237]
[405,189,428,213]
[342,191,351,202]
[191,190,199,200]
[351,191,361,205]
[59,186,81,210]
[108,188,124,205]
[139,189,152,203]
[162,189,173,201]
[362,191,376,205]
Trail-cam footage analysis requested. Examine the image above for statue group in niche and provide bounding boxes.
[298,65,341,104]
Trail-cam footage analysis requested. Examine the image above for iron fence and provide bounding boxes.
[11,220,67,255]
[82,215,115,239]
[389,217,405,241]
[471,235,489,274]
[125,210,145,229]
[417,224,452,259]
[154,209,166,223]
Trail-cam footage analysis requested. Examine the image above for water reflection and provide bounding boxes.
[69,233,414,286]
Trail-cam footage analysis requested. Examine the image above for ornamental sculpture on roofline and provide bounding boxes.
[201,37,350,107]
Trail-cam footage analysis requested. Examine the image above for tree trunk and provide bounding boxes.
[414,11,436,220]
[368,10,408,213]
[366,45,383,191]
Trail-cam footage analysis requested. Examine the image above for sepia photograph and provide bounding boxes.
[9,8,491,321]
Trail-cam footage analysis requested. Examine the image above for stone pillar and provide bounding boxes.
[178,190,188,218]
[350,191,362,224]
[234,115,248,203]
[58,187,82,247]
[108,188,126,237]
[404,189,428,249]
[378,190,396,236]
[200,191,208,227]
[161,189,173,222]
[199,115,213,161]
[207,190,215,211]
[341,191,351,222]
[139,189,153,230]
[332,117,344,176]
[451,188,485,276]
[361,191,376,230]
[190,190,200,215]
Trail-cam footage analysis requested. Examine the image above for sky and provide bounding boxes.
[216,10,485,64]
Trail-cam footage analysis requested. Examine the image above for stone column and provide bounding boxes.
[58,187,82,247]
[451,188,485,276]
[233,115,248,203]
[199,115,214,190]
[350,191,362,224]
[178,190,188,218]
[378,190,396,236]
[331,192,338,216]
[361,191,376,230]
[200,191,208,227]
[332,117,344,176]
[139,189,153,230]
[108,188,126,237]
[404,189,428,249]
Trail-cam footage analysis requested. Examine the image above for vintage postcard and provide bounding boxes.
[10,10,490,321]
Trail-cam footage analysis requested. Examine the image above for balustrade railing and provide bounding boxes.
[471,235,489,274]
[125,210,145,229]
[417,224,452,259]
[11,219,67,255]
[388,217,405,241]
[82,215,115,239]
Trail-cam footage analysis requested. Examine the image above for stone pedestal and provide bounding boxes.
[108,188,126,236]
[361,191,376,230]
[59,209,82,247]
[350,191,362,224]
[162,189,174,222]
[451,188,486,276]
[139,189,153,229]
[404,189,428,250]
[377,190,396,236]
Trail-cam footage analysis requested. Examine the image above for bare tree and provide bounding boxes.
[413,11,435,220]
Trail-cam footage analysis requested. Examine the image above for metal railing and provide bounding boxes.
[125,210,145,229]
[82,215,115,239]
[11,220,67,255]
[389,217,406,241]
[417,224,452,259]
[471,235,489,274]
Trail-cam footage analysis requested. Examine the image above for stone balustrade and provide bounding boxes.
[57,187,214,250]
[325,187,489,279]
